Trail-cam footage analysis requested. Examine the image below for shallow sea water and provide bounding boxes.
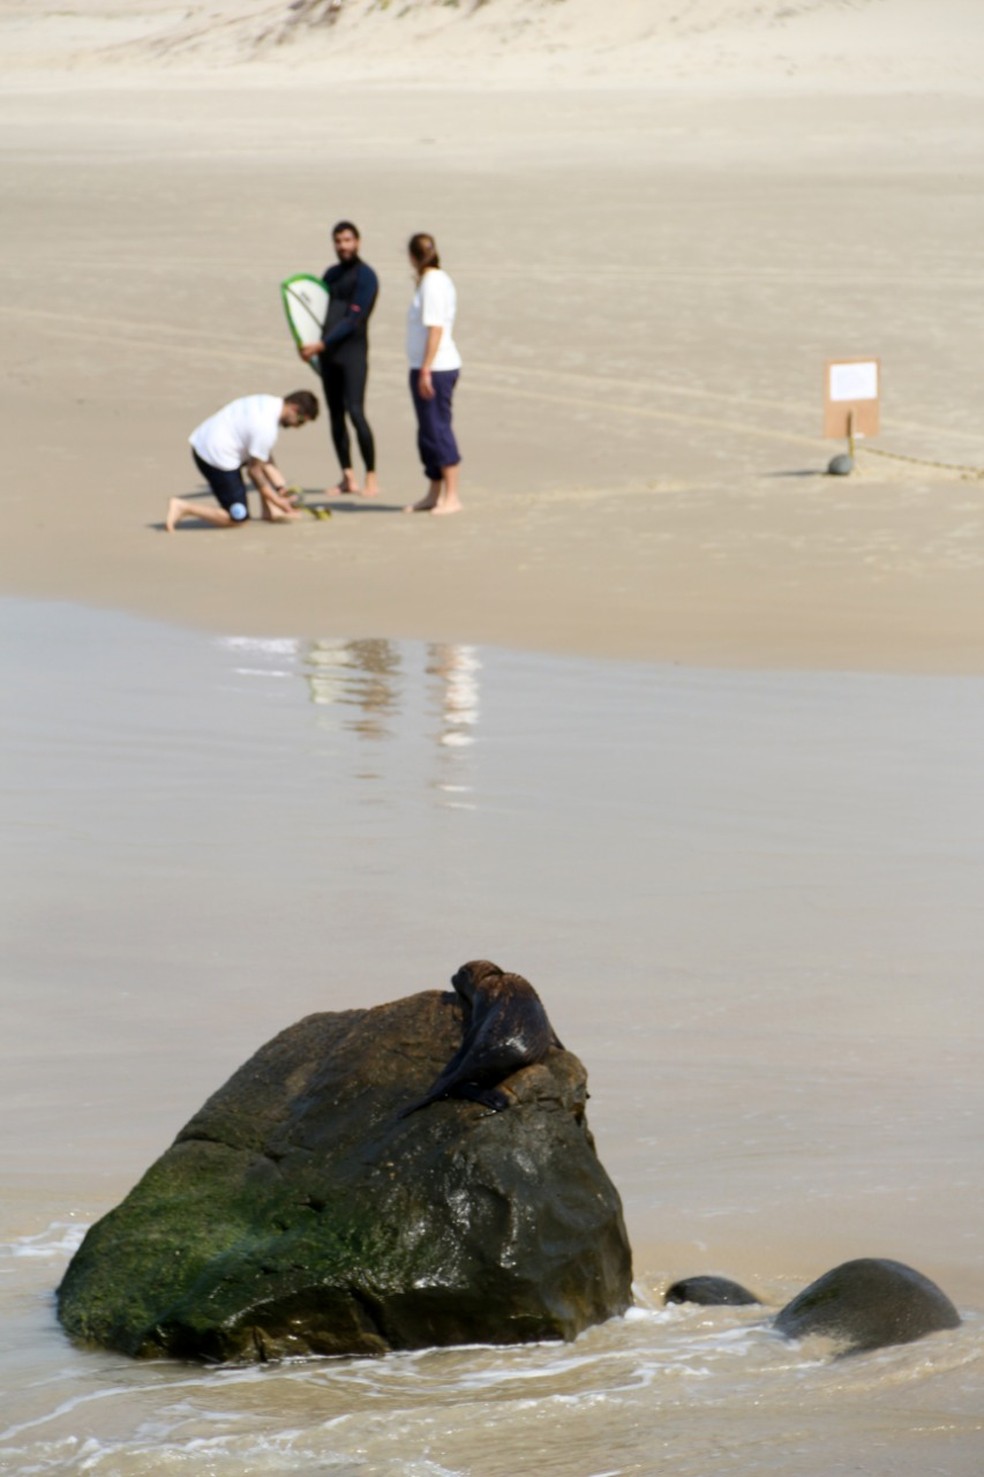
[1,599,982,1474]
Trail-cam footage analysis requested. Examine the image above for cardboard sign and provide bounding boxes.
[824,357,880,438]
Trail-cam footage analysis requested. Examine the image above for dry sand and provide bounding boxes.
[2,0,984,671]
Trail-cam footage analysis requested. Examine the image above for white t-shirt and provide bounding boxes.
[406,269,462,371]
[189,395,283,471]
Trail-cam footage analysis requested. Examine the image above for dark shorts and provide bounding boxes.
[192,450,250,522]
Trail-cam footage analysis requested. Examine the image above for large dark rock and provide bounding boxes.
[57,990,632,1362]
[774,1258,961,1354]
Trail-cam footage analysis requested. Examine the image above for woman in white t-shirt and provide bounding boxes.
[404,233,463,515]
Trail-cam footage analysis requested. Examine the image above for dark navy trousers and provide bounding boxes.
[409,368,460,481]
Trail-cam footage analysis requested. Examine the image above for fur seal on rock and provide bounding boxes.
[399,960,564,1117]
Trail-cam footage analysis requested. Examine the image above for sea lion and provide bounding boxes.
[398,959,564,1118]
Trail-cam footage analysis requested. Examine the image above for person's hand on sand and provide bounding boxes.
[256,475,304,519]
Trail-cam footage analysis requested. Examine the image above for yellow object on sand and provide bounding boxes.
[285,486,331,520]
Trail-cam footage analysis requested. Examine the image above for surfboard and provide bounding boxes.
[281,274,329,376]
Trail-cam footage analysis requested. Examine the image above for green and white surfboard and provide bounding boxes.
[281,273,329,376]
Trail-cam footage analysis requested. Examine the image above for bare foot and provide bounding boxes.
[405,478,442,513]
[161,499,190,534]
[431,497,462,516]
[362,472,380,498]
[333,470,360,496]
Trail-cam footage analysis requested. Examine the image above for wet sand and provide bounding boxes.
[1,603,983,1472]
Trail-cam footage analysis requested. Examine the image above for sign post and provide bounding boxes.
[823,358,879,472]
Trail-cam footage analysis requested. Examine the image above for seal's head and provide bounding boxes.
[450,959,503,1004]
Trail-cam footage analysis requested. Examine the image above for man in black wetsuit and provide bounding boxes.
[299,220,380,497]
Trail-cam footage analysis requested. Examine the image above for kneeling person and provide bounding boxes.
[166,390,319,532]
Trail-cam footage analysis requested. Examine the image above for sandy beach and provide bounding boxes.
[2,3,984,1472]
[2,0,984,669]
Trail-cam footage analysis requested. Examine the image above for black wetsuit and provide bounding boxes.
[320,256,379,476]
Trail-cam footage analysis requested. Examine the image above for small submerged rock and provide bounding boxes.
[665,1257,961,1355]
[664,1275,761,1307]
[773,1257,961,1355]
[57,987,632,1362]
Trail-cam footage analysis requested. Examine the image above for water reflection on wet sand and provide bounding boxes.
[2,601,983,1474]
[304,638,480,800]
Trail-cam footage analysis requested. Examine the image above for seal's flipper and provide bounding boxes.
[397,1079,510,1120]
[453,1083,510,1112]
[396,1092,437,1121]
